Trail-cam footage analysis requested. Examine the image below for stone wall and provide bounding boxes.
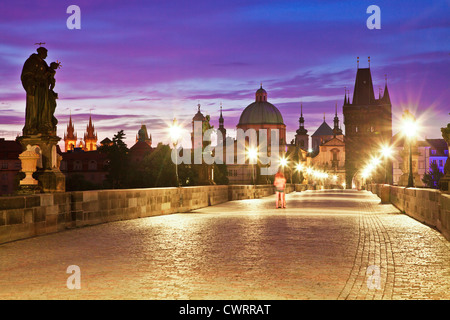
[368,184,450,241]
[0,184,299,244]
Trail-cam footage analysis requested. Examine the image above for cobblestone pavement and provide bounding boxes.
[0,190,449,300]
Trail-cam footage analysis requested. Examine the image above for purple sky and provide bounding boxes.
[0,0,449,149]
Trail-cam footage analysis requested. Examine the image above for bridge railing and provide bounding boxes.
[367,183,450,241]
[0,183,306,245]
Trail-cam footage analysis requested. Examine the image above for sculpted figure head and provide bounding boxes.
[36,47,48,59]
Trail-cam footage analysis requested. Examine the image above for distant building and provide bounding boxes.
[311,117,334,152]
[0,139,22,195]
[228,85,287,184]
[83,115,98,151]
[343,61,392,187]
[427,139,448,173]
[60,148,108,187]
[294,103,309,151]
[129,125,153,165]
[309,105,346,187]
[64,114,98,152]
[64,114,77,152]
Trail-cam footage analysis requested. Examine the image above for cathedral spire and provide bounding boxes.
[344,87,348,105]
[64,112,77,151]
[84,113,98,151]
[333,102,342,136]
[382,74,391,104]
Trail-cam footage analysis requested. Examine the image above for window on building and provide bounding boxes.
[439,160,444,167]
[88,160,97,171]
[355,126,358,133]
[74,160,82,171]
[1,162,7,169]
[431,150,436,155]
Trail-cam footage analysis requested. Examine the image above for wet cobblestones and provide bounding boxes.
[0,190,448,299]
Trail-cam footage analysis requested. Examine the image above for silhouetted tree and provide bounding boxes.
[98,130,129,189]
[213,163,229,185]
[422,162,444,189]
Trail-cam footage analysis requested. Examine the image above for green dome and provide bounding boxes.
[238,101,284,125]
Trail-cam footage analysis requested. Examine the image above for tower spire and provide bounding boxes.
[333,102,342,136]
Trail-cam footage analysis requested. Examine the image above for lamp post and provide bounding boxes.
[380,145,393,184]
[170,118,182,187]
[401,112,418,188]
[295,163,303,185]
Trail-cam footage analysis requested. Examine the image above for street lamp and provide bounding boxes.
[279,156,291,183]
[170,118,182,187]
[295,163,303,184]
[380,144,393,184]
[401,113,419,188]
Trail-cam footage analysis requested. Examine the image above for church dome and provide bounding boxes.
[238,86,284,126]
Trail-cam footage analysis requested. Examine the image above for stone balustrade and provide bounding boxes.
[0,184,302,244]
[367,184,450,241]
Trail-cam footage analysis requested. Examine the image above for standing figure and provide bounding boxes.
[45,61,60,134]
[274,170,286,208]
[21,47,50,135]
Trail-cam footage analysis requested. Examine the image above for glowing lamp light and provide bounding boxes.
[401,118,419,139]
[169,118,182,144]
[247,147,258,163]
[380,145,393,158]
[279,156,288,167]
[369,157,381,167]
[296,163,303,172]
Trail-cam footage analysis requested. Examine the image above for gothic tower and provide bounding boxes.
[83,115,98,151]
[191,103,206,150]
[343,58,393,187]
[295,103,309,151]
[136,124,152,147]
[218,103,226,146]
[333,103,343,137]
[64,114,77,152]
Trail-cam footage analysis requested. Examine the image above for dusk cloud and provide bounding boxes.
[0,0,448,149]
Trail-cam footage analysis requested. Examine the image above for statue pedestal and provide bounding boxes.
[440,175,450,192]
[35,169,66,193]
[17,134,65,193]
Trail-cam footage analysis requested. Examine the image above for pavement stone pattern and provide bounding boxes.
[0,189,448,300]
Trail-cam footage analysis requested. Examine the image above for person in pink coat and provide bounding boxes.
[274,170,286,208]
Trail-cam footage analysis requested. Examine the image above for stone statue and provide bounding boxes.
[202,115,214,143]
[17,47,66,193]
[21,47,59,136]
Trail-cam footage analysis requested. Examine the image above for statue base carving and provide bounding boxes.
[34,169,66,193]
[16,184,41,195]
[17,134,65,193]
